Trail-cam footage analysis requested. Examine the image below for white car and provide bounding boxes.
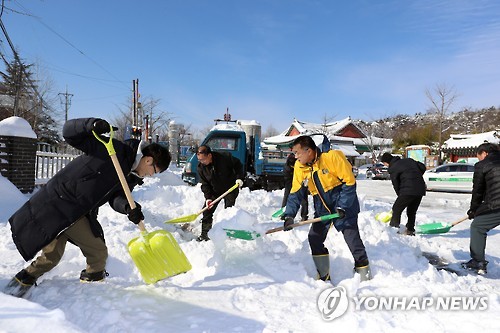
[423,163,475,193]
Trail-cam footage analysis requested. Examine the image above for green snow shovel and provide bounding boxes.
[165,182,239,223]
[415,216,469,235]
[272,206,286,218]
[93,127,191,284]
[224,213,340,240]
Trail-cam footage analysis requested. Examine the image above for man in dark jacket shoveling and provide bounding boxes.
[6,118,171,297]
[196,145,244,241]
[381,152,426,236]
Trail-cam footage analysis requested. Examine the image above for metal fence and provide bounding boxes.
[35,143,81,185]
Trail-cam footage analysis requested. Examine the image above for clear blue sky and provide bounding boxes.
[2,0,500,133]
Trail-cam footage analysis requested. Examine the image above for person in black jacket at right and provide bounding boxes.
[381,152,427,236]
[462,142,500,274]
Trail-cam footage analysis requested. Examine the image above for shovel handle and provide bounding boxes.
[93,128,146,233]
[265,213,340,234]
[197,182,239,215]
[451,216,469,227]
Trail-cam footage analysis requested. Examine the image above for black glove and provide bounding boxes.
[93,119,118,134]
[467,209,475,220]
[283,217,294,231]
[335,207,346,219]
[126,202,144,224]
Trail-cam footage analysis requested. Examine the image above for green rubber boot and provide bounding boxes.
[354,264,372,282]
[312,254,330,281]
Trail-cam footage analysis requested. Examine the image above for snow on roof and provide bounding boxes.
[0,116,37,139]
[210,123,245,132]
[236,119,260,126]
[443,130,499,149]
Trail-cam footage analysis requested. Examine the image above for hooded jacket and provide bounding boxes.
[386,156,426,196]
[283,149,359,231]
[9,118,142,261]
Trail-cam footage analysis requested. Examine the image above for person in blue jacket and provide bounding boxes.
[282,135,371,282]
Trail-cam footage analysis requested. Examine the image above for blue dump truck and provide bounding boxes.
[181,119,330,191]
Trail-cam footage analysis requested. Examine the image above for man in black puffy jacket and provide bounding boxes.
[462,143,500,274]
[381,152,426,236]
[7,118,171,294]
[196,145,244,241]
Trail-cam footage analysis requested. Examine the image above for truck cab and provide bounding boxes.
[182,125,248,186]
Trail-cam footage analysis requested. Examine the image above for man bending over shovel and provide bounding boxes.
[282,136,371,282]
[196,145,244,241]
[6,118,171,297]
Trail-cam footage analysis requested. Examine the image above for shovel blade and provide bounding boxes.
[165,213,199,224]
[224,228,261,240]
[272,207,285,219]
[128,230,192,284]
[375,211,392,223]
[415,223,452,234]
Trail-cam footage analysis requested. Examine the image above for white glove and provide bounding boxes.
[206,200,213,210]
[236,179,244,188]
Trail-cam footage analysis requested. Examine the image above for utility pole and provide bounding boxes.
[58,86,73,122]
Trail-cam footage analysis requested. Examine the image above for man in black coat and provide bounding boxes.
[381,152,426,236]
[7,118,171,293]
[196,145,244,241]
[462,143,500,274]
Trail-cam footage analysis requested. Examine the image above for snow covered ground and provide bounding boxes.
[1,167,499,333]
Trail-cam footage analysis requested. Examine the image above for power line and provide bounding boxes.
[12,0,129,90]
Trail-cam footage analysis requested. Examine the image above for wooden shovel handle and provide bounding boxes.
[110,154,146,232]
[451,216,469,227]
[197,182,239,215]
[265,213,340,234]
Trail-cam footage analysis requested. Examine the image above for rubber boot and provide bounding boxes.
[312,254,330,281]
[354,265,372,282]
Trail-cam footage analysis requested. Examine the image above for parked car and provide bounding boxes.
[423,163,475,193]
[366,163,390,180]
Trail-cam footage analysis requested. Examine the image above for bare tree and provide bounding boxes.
[320,113,337,134]
[425,83,459,164]
[262,124,279,138]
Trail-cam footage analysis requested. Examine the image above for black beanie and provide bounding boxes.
[381,152,393,164]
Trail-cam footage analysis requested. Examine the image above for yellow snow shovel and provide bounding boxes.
[93,127,191,284]
[165,182,239,223]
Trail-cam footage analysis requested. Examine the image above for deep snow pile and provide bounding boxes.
[0,168,499,333]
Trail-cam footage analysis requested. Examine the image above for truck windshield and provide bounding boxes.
[206,137,239,151]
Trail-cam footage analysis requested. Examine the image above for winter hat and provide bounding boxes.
[381,152,393,164]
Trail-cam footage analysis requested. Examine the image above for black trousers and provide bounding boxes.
[390,195,423,232]
[308,218,369,267]
[200,191,238,234]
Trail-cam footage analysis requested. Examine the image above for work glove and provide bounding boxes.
[283,217,294,231]
[126,202,144,224]
[206,199,214,210]
[335,207,346,219]
[93,119,118,134]
[236,179,244,188]
[467,209,475,220]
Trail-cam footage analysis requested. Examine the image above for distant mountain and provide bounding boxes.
[353,106,500,149]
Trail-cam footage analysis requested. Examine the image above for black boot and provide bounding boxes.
[196,232,210,242]
[80,269,109,282]
[461,259,488,275]
[4,269,37,298]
